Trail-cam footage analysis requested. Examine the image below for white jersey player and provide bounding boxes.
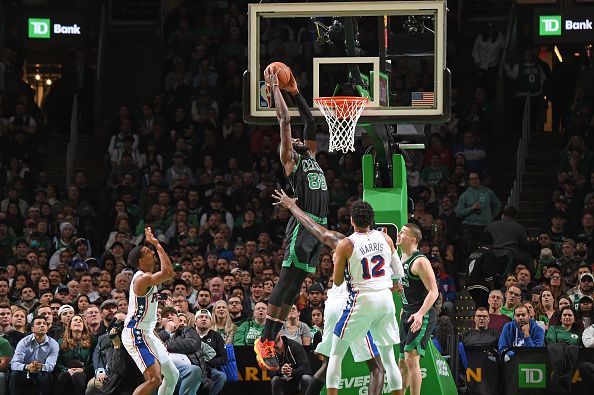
[272,190,404,395]
[327,201,403,395]
[121,227,179,395]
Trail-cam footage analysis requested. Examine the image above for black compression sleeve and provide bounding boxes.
[292,92,316,141]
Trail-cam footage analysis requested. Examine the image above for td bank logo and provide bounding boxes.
[539,15,562,36]
[28,18,50,38]
[519,364,546,388]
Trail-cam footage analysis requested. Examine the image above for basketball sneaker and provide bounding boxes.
[254,338,279,371]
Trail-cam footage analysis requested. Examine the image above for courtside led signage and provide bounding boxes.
[535,8,594,44]
[28,17,81,39]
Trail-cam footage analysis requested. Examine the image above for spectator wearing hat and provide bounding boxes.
[156,308,205,395]
[73,238,92,262]
[99,300,118,331]
[569,270,594,306]
[10,315,59,395]
[270,333,313,395]
[535,248,555,280]
[234,302,267,346]
[165,152,194,190]
[53,222,76,252]
[299,283,324,327]
[194,309,227,395]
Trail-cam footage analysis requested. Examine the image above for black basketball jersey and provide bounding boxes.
[287,154,328,219]
[401,251,429,313]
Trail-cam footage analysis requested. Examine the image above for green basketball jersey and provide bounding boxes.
[287,154,328,219]
[401,251,429,313]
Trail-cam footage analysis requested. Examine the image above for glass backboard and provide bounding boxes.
[243,1,450,125]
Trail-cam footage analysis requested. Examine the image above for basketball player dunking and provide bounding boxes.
[122,227,179,395]
[254,67,328,371]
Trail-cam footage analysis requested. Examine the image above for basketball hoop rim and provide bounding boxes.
[314,96,368,107]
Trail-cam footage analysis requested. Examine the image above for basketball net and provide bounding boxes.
[315,96,367,153]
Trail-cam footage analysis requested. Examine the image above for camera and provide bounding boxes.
[108,318,124,339]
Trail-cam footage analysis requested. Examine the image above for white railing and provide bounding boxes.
[66,94,78,186]
[507,96,531,208]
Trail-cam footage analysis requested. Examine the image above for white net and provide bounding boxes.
[315,96,368,153]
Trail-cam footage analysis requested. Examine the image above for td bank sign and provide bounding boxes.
[539,15,592,36]
[28,18,81,39]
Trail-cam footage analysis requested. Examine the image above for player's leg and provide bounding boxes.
[365,355,385,395]
[326,335,350,395]
[133,362,162,395]
[304,356,327,395]
[378,345,402,395]
[401,308,437,395]
[255,265,307,370]
[404,350,422,395]
[157,359,179,395]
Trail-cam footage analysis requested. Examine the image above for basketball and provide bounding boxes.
[265,61,292,88]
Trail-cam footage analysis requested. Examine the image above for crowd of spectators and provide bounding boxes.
[1,0,594,394]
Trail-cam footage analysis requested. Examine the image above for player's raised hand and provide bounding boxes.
[272,189,298,208]
[145,227,160,247]
[264,66,279,87]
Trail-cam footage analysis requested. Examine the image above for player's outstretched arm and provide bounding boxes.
[333,238,353,286]
[272,189,344,249]
[286,72,317,156]
[265,68,296,176]
[136,228,175,291]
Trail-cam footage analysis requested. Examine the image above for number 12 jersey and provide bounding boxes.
[346,230,393,293]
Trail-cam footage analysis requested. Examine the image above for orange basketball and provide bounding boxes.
[266,61,292,88]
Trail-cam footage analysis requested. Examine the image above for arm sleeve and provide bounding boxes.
[92,340,102,371]
[292,93,316,142]
[545,327,556,345]
[42,340,60,372]
[391,251,404,280]
[10,340,26,371]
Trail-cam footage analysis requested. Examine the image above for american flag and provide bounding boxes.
[411,91,435,106]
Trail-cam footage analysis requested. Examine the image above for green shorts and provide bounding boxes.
[399,308,437,358]
[281,215,326,273]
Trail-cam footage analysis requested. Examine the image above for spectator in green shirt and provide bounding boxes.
[233,302,266,346]
[546,307,582,346]
[0,335,12,395]
[421,153,450,187]
[500,285,522,319]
